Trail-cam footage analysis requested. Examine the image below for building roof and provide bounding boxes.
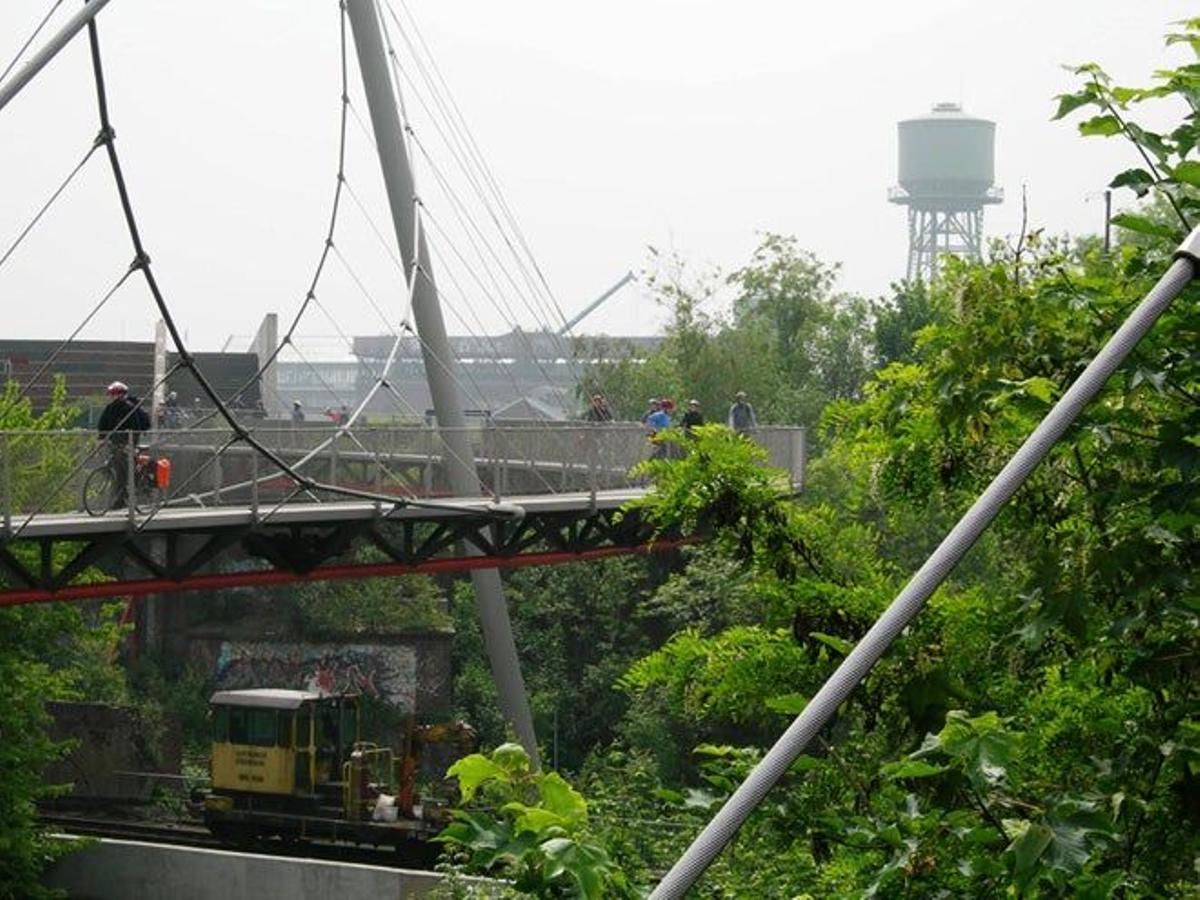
[209,688,322,709]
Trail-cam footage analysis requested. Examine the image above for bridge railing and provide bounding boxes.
[0,423,805,524]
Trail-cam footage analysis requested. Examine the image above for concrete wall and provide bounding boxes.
[187,632,453,719]
[44,837,498,899]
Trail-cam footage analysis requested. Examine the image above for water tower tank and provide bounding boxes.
[897,102,995,200]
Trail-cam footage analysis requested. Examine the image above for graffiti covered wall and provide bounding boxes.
[213,641,419,712]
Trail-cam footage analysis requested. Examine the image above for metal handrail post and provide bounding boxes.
[212,446,223,505]
[329,432,340,486]
[125,430,135,528]
[1,433,11,535]
[250,450,259,522]
[587,425,598,512]
[650,232,1200,899]
[423,423,434,495]
[373,451,383,516]
[490,418,502,501]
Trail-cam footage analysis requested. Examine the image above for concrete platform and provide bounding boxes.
[44,837,498,899]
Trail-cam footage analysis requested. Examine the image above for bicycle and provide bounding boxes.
[82,444,170,516]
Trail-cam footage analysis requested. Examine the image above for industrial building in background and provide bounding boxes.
[889,102,1003,281]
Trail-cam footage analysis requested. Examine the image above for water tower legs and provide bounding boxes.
[905,207,985,282]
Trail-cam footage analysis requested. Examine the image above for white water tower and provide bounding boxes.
[889,103,1003,281]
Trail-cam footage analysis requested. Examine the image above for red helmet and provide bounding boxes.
[106,381,128,396]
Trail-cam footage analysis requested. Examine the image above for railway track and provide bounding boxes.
[39,812,438,869]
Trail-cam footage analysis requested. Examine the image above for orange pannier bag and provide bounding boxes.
[155,457,171,490]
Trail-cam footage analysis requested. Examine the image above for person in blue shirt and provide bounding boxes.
[645,398,672,458]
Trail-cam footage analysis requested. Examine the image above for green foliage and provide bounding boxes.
[580,235,873,430]
[618,626,809,730]
[449,557,664,769]
[572,23,1200,897]
[293,570,450,637]
[627,424,808,582]
[437,743,639,899]
[0,380,112,897]
[126,653,214,759]
[1054,18,1200,241]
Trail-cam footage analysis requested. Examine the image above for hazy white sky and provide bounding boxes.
[0,0,1193,353]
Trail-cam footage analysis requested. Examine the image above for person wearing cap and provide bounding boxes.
[584,392,613,423]
[681,398,704,436]
[291,400,306,424]
[161,390,181,429]
[727,390,758,434]
[97,381,150,508]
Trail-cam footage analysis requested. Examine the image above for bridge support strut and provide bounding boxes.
[345,0,539,765]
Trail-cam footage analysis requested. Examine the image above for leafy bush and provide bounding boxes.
[437,743,639,898]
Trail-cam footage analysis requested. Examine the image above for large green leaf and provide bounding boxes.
[541,837,614,900]
[881,759,948,780]
[1108,167,1156,197]
[764,691,809,714]
[1109,213,1179,239]
[538,771,588,826]
[503,801,569,835]
[921,710,1018,790]
[1078,114,1123,136]
[1006,802,1117,891]
[1172,159,1200,187]
[1009,821,1054,892]
[1052,89,1096,120]
[1041,801,1117,874]
[446,753,509,803]
[491,742,532,777]
[809,631,853,656]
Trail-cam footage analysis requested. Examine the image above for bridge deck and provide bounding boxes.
[11,488,645,539]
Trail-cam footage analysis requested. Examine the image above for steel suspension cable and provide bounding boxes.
[344,101,538,411]
[0,261,136,415]
[0,138,101,271]
[347,21,578,417]
[339,128,538,408]
[196,2,353,423]
[0,0,66,85]
[378,43,571,357]
[328,238,492,411]
[385,0,575,339]
[83,13,460,515]
[405,131,583,396]
[374,6,571,354]
[421,233,577,420]
[417,202,572,401]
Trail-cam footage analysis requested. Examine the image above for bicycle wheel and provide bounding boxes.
[134,483,163,515]
[82,467,114,517]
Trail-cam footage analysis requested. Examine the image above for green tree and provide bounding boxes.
[0,379,127,897]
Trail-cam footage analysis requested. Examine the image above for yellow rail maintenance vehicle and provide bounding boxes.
[203,688,473,851]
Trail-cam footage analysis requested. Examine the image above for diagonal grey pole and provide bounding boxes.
[651,228,1200,899]
[345,0,539,766]
[0,0,114,114]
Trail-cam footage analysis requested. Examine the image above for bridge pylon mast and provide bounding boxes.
[345,0,539,765]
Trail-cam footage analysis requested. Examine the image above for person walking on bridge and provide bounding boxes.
[584,393,613,423]
[645,398,671,459]
[681,398,704,436]
[727,390,758,434]
[97,381,150,509]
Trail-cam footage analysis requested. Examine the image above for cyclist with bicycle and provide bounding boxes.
[97,381,150,509]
